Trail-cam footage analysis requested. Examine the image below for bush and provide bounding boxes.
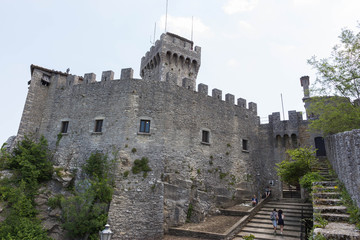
[132,157,151,178]
[0,216,50,240]
[276,147,317,186]
[9,135,53,185]
[61,188,108,239]
[61,152,115,238]
[83,152,108,179]
[300,172,324,192]
[48,194,64,209]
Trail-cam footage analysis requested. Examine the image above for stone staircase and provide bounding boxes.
[234,199,312,239]
[311,159,360,239]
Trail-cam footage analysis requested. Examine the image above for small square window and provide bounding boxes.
[139,120,150,133]
[242,139,248,151]
[202,130,210,143]
[95,120,103,133]
[61,121,69,133]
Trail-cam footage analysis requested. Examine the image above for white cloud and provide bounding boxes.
[159,15,211,41]
[269,42,297,59]
[227,58,241,67]
[293,0,321,7]
[238,20,255,33]
[223,0,258,15]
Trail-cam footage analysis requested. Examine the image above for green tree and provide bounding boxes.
[0,136,53,240]
[9,135,53,185]
[61,187,108,239]
[61,152,114,239]
[83,151,108,179]
[306,96,360,135]
[307,25,360,134]
[276,147,317,186]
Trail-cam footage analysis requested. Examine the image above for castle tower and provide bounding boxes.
[300,76,311,114]
[140,32,201,90]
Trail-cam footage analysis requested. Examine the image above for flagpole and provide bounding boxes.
[165,0,168,32]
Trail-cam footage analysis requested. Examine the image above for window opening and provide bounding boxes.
[139,120,150,133]
[94,120,103,133]
[242,139,248,151]
[61,121,69,133]
[202,130,209,143]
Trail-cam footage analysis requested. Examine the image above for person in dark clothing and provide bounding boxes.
[278,209,285,234]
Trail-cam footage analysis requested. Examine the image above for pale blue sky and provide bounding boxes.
[1,0,360,145]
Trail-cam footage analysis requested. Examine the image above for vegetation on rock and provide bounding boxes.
[0,136,52,239]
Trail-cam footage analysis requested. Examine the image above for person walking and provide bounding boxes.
[251,195,258,206]
[278,209,285,234]
[270,208,278,235]
[265,186,271,197]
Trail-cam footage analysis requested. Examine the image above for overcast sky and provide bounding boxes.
[1,0,360,145]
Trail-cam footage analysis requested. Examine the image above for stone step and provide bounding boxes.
[263,204,313,210]
[246,222,301,232]
[313,222,360,240]
[250,216,302,227]
[257,210,312,218]
[313,181,337,187]
[236,231,300,240]
[320,213,351,222]
[313,198,342,205]
[261,207,313,215]
[241,226,301,237]
[312,186,338,192]
[266,201,313,207]
[312,192,341,199]
[314,205,348,214]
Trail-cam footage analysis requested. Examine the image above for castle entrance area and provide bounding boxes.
[282,183,301,198]
[315,137,326,156]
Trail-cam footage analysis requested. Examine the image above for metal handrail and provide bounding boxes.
[300,206,304,239]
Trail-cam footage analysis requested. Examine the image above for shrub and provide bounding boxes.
[83,152,108,179]
[276,147,317,186]
[48,194,64,209]
[0,216,51,240]
[132,157,152,178]
[61,189,108,239]
[186,203,193,223]
[9,135,53,185]
[300,172,325,192]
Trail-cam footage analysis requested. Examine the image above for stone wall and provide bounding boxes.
[19,67,264,239]
[326,129,360,208]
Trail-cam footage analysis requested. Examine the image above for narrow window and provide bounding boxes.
[139,120,150,133]
[242,139,248,151]
[61,121,69,133]
[202,130,209,143]
[94,120,103,133]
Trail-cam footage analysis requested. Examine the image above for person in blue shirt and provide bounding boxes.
[251,194,258,206]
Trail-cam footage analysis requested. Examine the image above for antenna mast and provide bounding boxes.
[281,93,285,120]
[191,16,194,41]
[165,0,168,32]
[153,22,156,45]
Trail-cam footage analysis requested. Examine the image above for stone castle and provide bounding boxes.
[15,32,323,239]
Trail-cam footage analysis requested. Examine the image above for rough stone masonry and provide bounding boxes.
[14,32,316,239]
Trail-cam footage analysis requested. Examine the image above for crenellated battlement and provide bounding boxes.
[268,110,304,139]
[29,64,257,116]
[140,32,201,88]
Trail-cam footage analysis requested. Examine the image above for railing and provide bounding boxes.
[300,206,304,240]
